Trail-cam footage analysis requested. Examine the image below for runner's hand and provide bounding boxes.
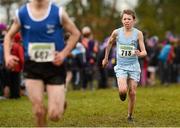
[102,58,108,68]
[53,51,65,66]
[5,55,19,71]
[134,50,141,57]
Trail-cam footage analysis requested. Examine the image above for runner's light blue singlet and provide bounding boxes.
[115,27,141,72]
[116,27,139,65]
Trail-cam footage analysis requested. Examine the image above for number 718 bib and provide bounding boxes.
[118,44,135,57]
[28,43,55,62]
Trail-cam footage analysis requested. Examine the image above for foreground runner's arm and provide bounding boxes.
[53,8,80,66]
[4,18,20,70]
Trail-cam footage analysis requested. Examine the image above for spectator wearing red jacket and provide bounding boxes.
[8,33,24,98]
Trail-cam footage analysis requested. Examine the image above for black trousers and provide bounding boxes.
[9,72,21,99]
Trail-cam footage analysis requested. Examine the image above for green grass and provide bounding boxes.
[1,84,180,127]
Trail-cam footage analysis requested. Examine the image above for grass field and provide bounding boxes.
[0,84,180,127]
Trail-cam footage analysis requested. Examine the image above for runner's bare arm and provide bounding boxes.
[135,31,147,57]
[60,8,80,58]
[4,18,20,68]
[102,29,117,68]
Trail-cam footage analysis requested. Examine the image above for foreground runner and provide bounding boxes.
[4,0,80,126]
[102,9,147,122]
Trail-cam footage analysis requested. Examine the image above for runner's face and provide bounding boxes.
[122,14,135,29]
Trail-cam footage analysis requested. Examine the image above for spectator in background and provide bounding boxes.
[146,36,159,85]
[97,36,117,89]
[65,32,86,90]
[8,33,24,99]
[97,37,109,89]
[0,23,7,98]
[174,39,180,83]
[0,23,8,99]
[0,23,7,43]
[158,31,177,85]
[81,26,99,90]
[71,41,86,90]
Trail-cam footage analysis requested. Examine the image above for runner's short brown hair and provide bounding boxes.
[121,9,136,19]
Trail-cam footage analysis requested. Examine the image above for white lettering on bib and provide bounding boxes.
[118,45,135,57]
[28,43,55,62]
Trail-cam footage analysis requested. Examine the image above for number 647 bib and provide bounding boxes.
[28,43,55,62]
[118,45,135,57]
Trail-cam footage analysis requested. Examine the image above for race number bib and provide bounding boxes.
[118,45,135,57]
[28,43,55,62]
